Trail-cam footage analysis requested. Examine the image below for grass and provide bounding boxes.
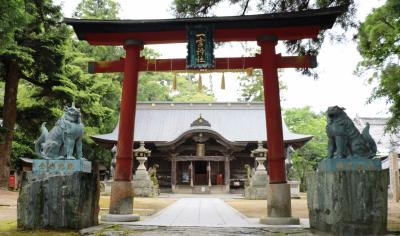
[224,199,309,219]
[0,219,79,236]
[225,197,400,232]
[92,224,145,236]
[0,196,176,235]
[99,196,177,216]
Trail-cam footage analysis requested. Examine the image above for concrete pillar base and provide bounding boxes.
[109,181,134,214]
[261,183,299,225]
[101,214,140,222]
[266,183,295,218]
[259,217,300,225]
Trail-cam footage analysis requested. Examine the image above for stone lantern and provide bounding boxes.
[251,141,267,171]
[245,141,268,199]
[135,141,151,171]
[133,141,157,197]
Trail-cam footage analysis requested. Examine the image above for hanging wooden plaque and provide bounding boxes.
[187,26,214,69]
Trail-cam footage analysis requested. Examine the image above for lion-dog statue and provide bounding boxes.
[326,106,376,159]
[35,103,84,160]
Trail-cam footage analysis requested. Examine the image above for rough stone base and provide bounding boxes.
[133,170,157,197]
[267,183,292,218]
[244,170,268,199]
[100,214,139,222]
[17,171,99,230]
[307,168,388,235]
[288,180,301,199]
[259,217,300,225]
[244,187,268,200]
[109,181,134,214]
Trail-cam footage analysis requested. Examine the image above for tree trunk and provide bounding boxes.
[0,60,20,188]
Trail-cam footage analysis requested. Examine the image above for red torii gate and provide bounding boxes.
[65,6,345,223]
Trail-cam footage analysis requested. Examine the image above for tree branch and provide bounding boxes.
[242,0,250,15]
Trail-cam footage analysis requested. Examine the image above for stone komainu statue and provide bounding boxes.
[326,106,377,159]
[35,104,84,159]
[244,164,252,187]
[149,164,159,189]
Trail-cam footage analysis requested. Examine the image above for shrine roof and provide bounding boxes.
[64,5,347,44]
[92,102,313,148]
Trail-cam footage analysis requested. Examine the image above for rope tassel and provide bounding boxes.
[221,72,225,90]
[172,73,177,90]
[198,74,202,91]
[245,67,253,76]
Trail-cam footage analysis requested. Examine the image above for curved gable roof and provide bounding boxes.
[92,102,312,147]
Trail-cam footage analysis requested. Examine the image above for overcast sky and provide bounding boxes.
[56,0,389,118]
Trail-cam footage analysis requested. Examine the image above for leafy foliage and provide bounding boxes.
[74,0,120,19]
[357,0,400,132]
[0,0,71,184]
[238,69,286,102]
[0,0,216,173]
[172,74,215,102]
[284,107,327,191]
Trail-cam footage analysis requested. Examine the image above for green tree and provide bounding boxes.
[238,69,287,102]
[67,0,123,165]
[74,0,120,19]
[0,0,69,187]
[284,107,327,191]
[138,72,215,102]
[138,72,172,101]
[357,0,400,132]
[172,74,215,102]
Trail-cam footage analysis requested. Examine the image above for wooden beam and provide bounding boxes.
[175,156,234,162]
[88,54,316,74]
[84,26,321,45]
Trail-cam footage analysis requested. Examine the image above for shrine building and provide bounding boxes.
[92,102,312,193]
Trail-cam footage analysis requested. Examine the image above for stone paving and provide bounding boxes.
[129,198,261,227]
[80,225,317,236]
[92,197,312,236]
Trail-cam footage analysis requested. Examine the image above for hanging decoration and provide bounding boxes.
[245,67,253,76]
[172,73,177,90]
[170,59,177,91]
[221,72,225,90]
[198,74,203,91]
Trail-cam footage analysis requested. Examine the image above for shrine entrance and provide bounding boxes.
[175,160,226,193]
[194,161,208,185]
[65,5,346,223]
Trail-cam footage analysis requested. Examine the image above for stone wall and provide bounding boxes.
[307,169,388,235]
[18,172,99,230]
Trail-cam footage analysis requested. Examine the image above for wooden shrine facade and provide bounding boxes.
[92,102,312,193]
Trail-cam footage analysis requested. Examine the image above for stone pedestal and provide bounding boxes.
[133,169,155,197]
[260,183,300,225]
[17,171,99,230]
[307,159,388,235]
[244,170,268,199]
[101,181,139,222]
[245,151,269,200]
[288,180,300,198]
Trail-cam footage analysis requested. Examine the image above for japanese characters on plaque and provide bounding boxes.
[187,26,214,69]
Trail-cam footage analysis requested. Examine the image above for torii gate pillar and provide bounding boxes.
[102,40,143,222]
[258,35,299,225]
